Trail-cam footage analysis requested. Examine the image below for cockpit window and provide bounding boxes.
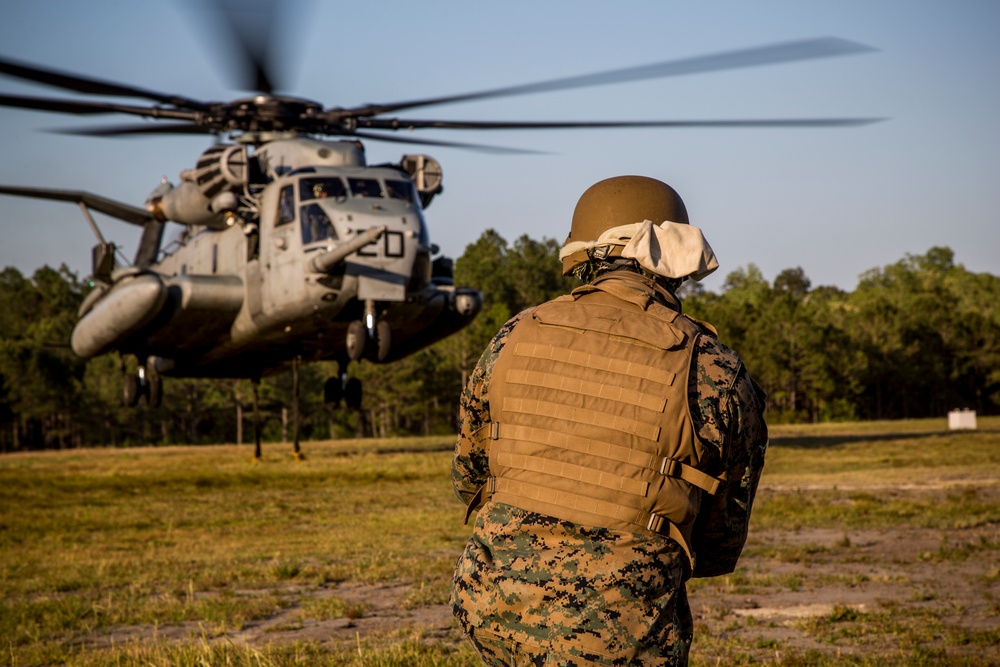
[385,179,416,203]
[348,178,384,198]
[301,203,339,245]
[301,177,347,201]
[277,184,295,226]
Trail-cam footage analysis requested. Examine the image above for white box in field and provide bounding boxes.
[947,409,977,430]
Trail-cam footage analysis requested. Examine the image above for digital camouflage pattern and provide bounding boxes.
[451,278,768,666]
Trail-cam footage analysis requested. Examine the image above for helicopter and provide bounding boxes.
[0,4,879,458]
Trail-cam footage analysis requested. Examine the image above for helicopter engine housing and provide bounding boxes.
[147,144,247,228]
[255,138,366,179]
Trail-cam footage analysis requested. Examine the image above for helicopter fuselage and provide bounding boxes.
[66,140,480,381]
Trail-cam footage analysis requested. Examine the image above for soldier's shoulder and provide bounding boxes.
[693,332,744,381]
[486,308,535,354]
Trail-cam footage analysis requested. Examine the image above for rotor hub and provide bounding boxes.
[213,95,326,133]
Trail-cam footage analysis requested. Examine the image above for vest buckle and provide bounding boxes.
[659,457,680,477]
[646,512,666,533]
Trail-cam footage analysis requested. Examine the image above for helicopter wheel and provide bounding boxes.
[363,320,392,362]
[346,320,367,361]
[146,376,162,408]
[123,373,140,407]
[373,320,391,362]
[344,377,363,411]
[145,366,162,408]
[323,376,343,406]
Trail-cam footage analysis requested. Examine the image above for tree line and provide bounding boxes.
[1,236,997,451]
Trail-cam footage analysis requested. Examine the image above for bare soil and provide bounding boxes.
[690,522,999,660]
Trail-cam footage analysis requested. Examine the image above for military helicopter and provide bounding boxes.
[0,5,879,457]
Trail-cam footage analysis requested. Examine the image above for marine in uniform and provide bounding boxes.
[451,176,769,667]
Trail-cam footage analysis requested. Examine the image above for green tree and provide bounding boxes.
[0,266,86,449]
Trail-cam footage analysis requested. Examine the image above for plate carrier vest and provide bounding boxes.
[476,273,725,570]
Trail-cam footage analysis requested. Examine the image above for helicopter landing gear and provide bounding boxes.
[345,377,362,411]
[145,362,162,408]
[324,371,363,411]
[345,301,391,362]
[372,320,391,362]
[323,375,343,405]
[346,320,366,361]
[123,372,140,407]
[120,356,162,408]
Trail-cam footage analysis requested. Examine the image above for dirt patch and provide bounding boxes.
[231,581,457,648]
[684,482,1000,662]
[90,580,460,653]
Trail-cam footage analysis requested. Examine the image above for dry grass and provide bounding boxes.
[1,418,998,665]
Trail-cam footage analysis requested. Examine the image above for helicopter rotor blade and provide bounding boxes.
[350,130,544,155]
[50,122,220,137]
[0,185,155,227]
[0,55,211,110]
[0,94,204,124]
[342,37,877,118]
[0,95,200,122]
[194,0,281,94]
[0,93,125,115]
[359,117,886,131]
[0,93,202,122]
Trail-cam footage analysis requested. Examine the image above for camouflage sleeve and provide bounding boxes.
[689,336,768,578]
[451,310,529,507]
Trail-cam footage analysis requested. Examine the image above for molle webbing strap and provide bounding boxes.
[502,396,662,442]
[495,422,663,470]
[660,457,725,495]
[505,368,667,412]
[513,341,678,385]
[495,422,724,496]
[636,510,695,566]
[463,476,496,525]
[493,450,650,497]
[494,477,646,526]
[462,422,497,524]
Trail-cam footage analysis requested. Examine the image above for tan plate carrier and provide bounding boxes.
[469,275,725,570]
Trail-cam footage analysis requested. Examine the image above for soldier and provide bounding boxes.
[451,175,768,667]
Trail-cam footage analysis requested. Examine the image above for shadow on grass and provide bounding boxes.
[769,430,967,449]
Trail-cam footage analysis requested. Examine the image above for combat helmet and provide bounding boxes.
[561,175,689,276]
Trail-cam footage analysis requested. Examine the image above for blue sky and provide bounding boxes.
[1,0,997,293]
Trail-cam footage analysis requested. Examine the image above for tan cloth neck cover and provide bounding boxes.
[560,220,719,281]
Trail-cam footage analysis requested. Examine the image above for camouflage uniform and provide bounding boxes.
[451,274,768,667]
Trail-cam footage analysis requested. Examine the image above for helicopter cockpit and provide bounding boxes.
[287,172,427,250]
[293,177,346,245]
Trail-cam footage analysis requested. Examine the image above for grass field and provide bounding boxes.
[2,418,998,666]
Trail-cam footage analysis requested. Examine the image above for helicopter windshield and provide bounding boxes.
[385,179,417,203]
[300,203,338,245]
[347,177,383,198]
[300,177,347,201]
